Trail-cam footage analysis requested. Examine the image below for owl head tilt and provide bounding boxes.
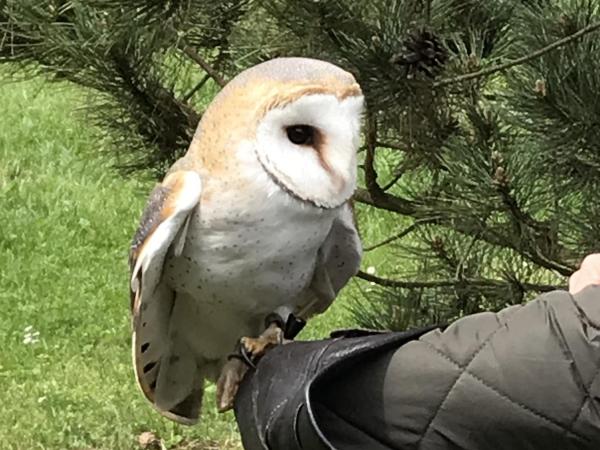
[187,57,364,209]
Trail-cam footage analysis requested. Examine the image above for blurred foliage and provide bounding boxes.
[2,0,600,330]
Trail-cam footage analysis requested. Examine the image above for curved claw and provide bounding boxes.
[237,343,257,370]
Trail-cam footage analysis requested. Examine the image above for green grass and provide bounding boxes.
[0,76,395,449]
[0,78,238,449]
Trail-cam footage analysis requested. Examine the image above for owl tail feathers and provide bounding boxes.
[133,312,205,425]
[139,343,206,426]
[154,379,204,426]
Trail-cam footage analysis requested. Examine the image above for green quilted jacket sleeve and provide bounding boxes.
[355,286,600,449]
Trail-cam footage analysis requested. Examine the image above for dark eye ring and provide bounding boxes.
[286,125,315,146]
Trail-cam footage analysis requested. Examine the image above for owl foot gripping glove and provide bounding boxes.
[218,313,308,412]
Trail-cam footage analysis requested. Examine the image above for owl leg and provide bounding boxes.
[216,314,306,412]
[216,356,248,412]
[216,320,284,412]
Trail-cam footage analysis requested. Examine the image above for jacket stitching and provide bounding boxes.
[549,298,589,392]
[421,337,589,441]
[568,366,600,433]
[568,291,600,331]
[466,370,587,440]
[415,314,504,450]
[565,291,600,433]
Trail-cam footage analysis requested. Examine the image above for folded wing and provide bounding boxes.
[129,170,203,424]
[302,202,362,317]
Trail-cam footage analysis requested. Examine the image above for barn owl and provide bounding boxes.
[129,57,364,424]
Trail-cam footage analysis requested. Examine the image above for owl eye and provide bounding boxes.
[286,125,315,146]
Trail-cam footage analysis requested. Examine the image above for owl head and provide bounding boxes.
[191,57,364,209]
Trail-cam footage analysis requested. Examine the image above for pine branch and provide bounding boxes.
[357,113,419,214]
[353,189,574,276]
[364,113,384,198]
[353,187,417,215]
[364,219,433,252]
[382,172,403,191]
[382,157,418,191]
[434,21,600,88]
[492,177,573,275]
[105,48,201,171]
[376,141,404,151]
[429,236,461,271]
[179,44,227,88]
[495,179,540,230]
[182,73,210,102]
[356,271,559,293]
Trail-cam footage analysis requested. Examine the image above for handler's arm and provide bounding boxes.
[322,287,600,450]
[235,287,600,450]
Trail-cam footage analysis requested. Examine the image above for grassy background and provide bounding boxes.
[0,76,394,449]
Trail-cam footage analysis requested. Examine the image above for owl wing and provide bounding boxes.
[301,202,362,318]
[129,170,202,424]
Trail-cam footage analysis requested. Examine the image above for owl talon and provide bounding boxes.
[232,343,256,370]
[240,322,284,360]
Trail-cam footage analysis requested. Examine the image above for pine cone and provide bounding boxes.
[390,30,448,78]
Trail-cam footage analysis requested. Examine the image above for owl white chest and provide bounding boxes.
[177,192,332,308]
[162,168,336,357]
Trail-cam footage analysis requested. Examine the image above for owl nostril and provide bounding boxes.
[286,125,315,146]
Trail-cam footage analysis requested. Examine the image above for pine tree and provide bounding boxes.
[3,0,600,330]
